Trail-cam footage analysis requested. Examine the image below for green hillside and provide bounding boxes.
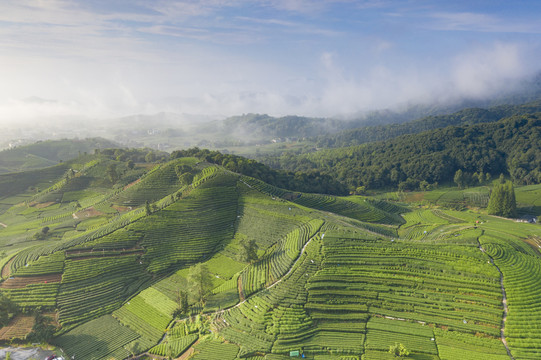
[0,138,119,174]
[0,149,540,360]
[314,99,541,148]
[263,113,541,191]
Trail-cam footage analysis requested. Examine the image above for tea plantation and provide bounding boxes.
[0,152,540,360]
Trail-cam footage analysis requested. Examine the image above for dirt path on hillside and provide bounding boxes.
[0,222,7,228]
[1,257,14,278]
[489,256,514,360]
[237,276,245,302]
[478,237,515,360]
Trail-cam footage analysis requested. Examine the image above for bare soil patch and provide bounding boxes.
[73,206,104,219]
[112,204,132,212]
[33,201,56,209]
[0,315,34,340]
[0,274,62,289]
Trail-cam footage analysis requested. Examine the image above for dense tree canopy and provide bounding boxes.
[171,148,348,195]
[314,100,541,148]
[261,114,541,191]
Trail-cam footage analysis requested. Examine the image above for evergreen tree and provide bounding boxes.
[173,290,189,318]
[487,180,516,217]
[106,163,119,184]
[478,171,485,184]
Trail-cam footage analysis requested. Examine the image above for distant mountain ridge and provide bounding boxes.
[313,99,541,148]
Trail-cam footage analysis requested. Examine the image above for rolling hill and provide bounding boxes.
[0,147,540,360]
[0,138,119,174]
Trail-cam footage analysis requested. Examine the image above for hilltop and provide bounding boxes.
[0,145,540,360]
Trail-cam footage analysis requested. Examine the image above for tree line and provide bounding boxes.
[170,148,348,195]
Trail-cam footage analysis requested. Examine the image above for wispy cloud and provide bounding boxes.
[236,16,341,36]
[0,0,540,125]
[427,11,541,34]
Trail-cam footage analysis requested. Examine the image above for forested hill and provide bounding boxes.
[263,113,541,191]
[314,99,541,148]
[171,147,348,195]
[219,114,341,139]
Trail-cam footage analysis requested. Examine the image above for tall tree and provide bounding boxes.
[27,313,56,343]
[0,293,16,327]
[106,163,119,184]
[187,263,213,304]
[487,180,516,217]
[173,290,189,318]
[454,169,465,189]
[238,238,259,263]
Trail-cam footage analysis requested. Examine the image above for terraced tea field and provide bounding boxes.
[0,153,540,360]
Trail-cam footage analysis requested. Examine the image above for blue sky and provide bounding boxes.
[1,0,541,122]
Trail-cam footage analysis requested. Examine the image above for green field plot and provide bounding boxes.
[240,219,323,297]
[295,193,403,225]
[2,282,60,309]
[110,159,187,207]
[235,184,313,251]
[57,255,151,327]
[53,315,140,360]
[308,230,503,339]
[131,171,238,273]
[365,317,437,355]
[480,228,541,359]
[149,333,198,358]
[434,328,508,360]
[113,285,179,347]
[0,164,70,200]
[12,251,65,276]
[515,183,541,215]
[191,339,240,360]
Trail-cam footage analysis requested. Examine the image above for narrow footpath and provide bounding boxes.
[479,244,515,360]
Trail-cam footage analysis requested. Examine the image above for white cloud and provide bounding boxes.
[449,42,536,99]
[0,1,540,127]
[428,11,541,34]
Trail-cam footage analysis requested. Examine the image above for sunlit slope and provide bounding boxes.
[164,208,539,359]
[0,138,118,174]
[49,170,329,359]
[0,161,233,326]
[240,175,404,225]
[1,155,541,360]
